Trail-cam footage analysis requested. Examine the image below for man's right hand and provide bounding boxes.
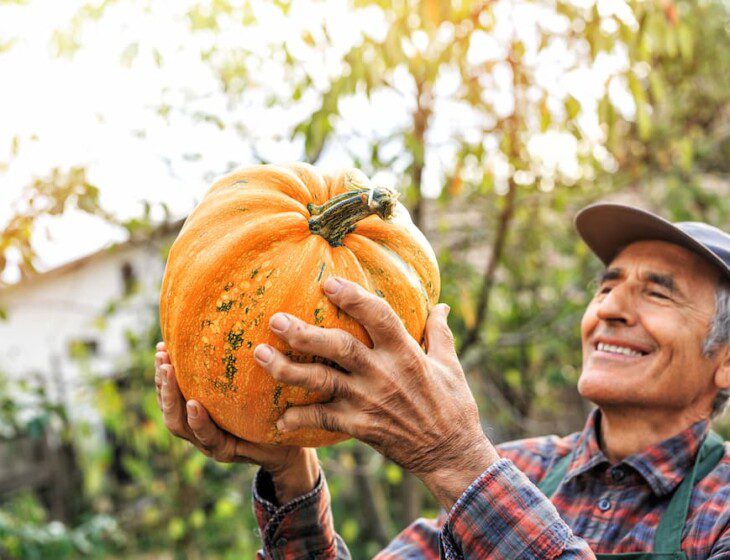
[154,341,320,504]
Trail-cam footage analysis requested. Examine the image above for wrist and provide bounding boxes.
[418,435,499,511]
[268,448,320,505]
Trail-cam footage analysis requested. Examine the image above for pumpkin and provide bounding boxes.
[159,162,440,447]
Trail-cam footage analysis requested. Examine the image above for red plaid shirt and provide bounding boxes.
[252,409,730,559]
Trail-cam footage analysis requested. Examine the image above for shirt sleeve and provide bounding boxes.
[252,467,351,560]
[709,523,730,559]
[439,458,595,560]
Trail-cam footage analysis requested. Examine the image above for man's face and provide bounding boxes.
[579,240,720,414]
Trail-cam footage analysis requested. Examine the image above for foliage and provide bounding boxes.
[0,492,122,560]
[81,315,263,558]
[0,0,729,557]
[0,374,123,558]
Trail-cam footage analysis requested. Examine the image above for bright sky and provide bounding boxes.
[0,0,634,284]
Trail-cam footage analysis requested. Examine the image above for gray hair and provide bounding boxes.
[705,278,730,419]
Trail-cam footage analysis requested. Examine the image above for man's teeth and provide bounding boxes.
[596,342,645,357]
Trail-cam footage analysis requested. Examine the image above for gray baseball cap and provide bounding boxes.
[575,203,730,280]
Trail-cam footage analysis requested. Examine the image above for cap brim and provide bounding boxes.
[575,203,730,279]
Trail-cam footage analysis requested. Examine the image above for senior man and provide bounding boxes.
[155,203,730,559]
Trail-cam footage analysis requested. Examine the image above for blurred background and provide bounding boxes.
[0,0,728,557]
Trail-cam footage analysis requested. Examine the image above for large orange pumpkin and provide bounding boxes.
[159,162,440,447]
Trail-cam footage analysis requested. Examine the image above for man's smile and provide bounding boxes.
[589,336,653,363]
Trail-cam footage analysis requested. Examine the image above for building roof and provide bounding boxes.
[0,218,186,295]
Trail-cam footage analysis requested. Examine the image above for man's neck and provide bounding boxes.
[598,407,710,463]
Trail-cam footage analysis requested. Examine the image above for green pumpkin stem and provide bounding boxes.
[308,186,399,247]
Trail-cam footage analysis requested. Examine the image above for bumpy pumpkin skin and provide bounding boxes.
[159,162,440,447]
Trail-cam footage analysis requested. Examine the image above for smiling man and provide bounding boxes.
[155,203,730,559]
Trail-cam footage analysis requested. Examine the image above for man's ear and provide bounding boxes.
[714,345,730,390]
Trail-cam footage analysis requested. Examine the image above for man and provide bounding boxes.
[155,203,730,558]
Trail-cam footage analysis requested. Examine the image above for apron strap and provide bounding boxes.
[537,451,572,498]
[537,431,726,555]
[652,431,726,553]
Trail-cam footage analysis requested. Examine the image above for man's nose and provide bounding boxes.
[596,284,637,326]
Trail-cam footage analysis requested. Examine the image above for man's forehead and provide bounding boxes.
[608,240,719,285]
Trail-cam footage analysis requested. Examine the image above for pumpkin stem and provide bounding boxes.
[308,186,399,246]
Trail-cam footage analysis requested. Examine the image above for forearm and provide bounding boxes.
[266,447,321,505]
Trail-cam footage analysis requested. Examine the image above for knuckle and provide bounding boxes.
[357,416,378,442]
[290,322,311,347]
[269,360,289,382]
[325,370,347,399]
[337,331,361,359]
[440,325,455,344]
[320,412,339,433]
[374,307,399,331]
[211,450,228,462]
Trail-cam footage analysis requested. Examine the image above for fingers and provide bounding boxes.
[277,402,347,435]
[154,349,171,409]
[267,312,376,375]
[185,400,240,462]
[321,277,413,350]
[254,343,355,400]
[424,304,458,363]
[160,364,194,441]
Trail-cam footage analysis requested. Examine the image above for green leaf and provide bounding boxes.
[167,517,186,541]
[677,24,693,63]
[635,102,651,141]
[678,137,693,171]
[564,95,581,120]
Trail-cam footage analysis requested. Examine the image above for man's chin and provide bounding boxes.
[577,371,643,407]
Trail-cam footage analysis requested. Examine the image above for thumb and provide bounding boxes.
[425,304,457,361]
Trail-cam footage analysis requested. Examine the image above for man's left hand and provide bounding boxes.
[253,276,500,510]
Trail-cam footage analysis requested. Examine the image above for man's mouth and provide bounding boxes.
[593,340,651,359]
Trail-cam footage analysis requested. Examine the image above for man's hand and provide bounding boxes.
[253,277,500,510]
[154,342,319,505]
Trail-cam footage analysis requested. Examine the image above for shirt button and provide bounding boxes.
[275,537,288,547]
[611,467,626,482]
[598,498,611,511]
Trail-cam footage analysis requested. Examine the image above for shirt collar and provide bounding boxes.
[564,408,711,497]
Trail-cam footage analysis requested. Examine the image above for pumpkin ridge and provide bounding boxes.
[343,234,431,342]
[228,164,312,207]
[161,212,309,370]
[180,188,309,238]
[278,162,328,205]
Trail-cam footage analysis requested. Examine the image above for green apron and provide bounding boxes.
[537,431,725,560]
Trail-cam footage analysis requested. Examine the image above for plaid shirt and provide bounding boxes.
[252,409,730,559]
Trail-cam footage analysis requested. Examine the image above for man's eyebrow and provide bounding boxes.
[645,272,677,293]
[598,268,623,284]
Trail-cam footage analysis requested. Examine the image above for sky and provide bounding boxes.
[0,0,634,284]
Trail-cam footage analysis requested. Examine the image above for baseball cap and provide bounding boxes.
[575,203,730,280]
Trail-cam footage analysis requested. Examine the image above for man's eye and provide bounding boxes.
[649,291,669,300]
[598,286,612,295]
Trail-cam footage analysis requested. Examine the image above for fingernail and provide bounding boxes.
[276,420,286,432]
[186,402,198,418]
[254,344,274,363]
[324,277,342,295]
[442,304,451,317]
[270,313,290,333]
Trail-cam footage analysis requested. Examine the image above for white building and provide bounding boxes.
[0,220,183,418]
